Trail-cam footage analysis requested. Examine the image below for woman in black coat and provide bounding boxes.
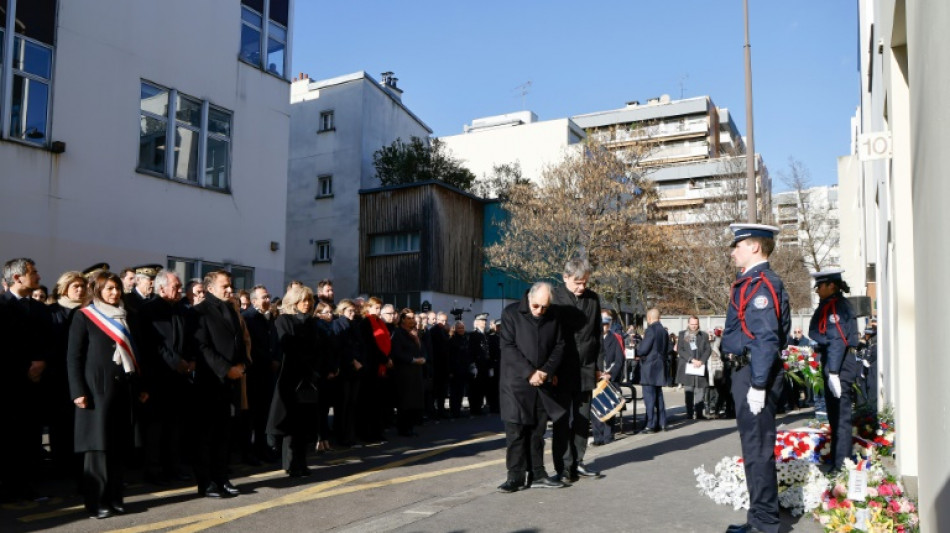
[313,302,340,452]
[67,271,145,519]
[390,309,426,436]
[331,299,363,447]
[267,286,326,477]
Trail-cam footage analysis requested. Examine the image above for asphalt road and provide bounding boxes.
[1,388,824,533]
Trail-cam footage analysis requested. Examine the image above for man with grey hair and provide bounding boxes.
[551,258,604,482]
[497,282,566,492]
[1,257,52,500]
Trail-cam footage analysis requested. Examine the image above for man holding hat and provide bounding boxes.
[808,269,859,470]
[722,223,790,533]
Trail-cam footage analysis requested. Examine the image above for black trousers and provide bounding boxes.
[193,397,231,490]
[83,450,125,512]
[731,364,783,533]
[642,385,667,429]
[334,379,360,445]
[552,389,592,474]
[281,434,310,472]
[504,401,550,481]
[825,376,856,469]
[449,374,469,417]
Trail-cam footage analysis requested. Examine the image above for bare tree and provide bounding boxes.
[472,162,530,200]
[778,158,840,272]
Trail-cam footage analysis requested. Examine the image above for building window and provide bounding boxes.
[167,257,254,290]
[316,175,333,198]
[319,111,334,132]
[0,0,57,147]
[139,81,232,190]
[369,233,421,256]
[314,241,331,263]
[239,0,289,78]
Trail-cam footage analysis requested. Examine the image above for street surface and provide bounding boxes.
[1,389,823,533]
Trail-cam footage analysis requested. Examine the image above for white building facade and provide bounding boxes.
[772,185,841,269]
[438,111,585,185]
[285,71,431,299]
[0,0,293,290]
[837,0,950,527]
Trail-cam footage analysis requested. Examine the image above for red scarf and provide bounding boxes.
[369,315,391,377]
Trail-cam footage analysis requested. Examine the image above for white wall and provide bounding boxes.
[0,0,290,290]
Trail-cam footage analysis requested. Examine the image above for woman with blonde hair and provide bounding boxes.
[267,286,327,476]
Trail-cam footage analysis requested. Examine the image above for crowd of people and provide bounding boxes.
[0,258,504,518]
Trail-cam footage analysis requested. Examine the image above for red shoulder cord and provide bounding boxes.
[730,272,782,340]
[817,297,848,343]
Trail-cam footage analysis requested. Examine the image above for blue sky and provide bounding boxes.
[292,1,858,190]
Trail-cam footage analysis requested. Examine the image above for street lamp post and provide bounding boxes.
[743,0,758,223]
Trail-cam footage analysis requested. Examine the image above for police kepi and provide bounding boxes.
[722,223,790,533]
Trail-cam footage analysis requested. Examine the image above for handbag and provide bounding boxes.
[294,380,319,404]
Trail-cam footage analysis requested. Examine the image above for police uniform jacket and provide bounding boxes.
[600,331,625,382]
[551,285,602,392]
[675,329,712,388]
[66,310,138,452]
[469,328,492,375]
[721,262,791,389]
[189,293,248,401]
[808,292,860,382]
[498,296,566,425]
[635,320,669,386]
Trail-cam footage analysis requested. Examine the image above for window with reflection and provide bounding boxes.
[239,0,288,78]
[1,0,57,146]
[138,80,233,191]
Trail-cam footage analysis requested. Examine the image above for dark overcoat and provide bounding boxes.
[139,297,192,413]
[498,296,566,425]
[636,321,670,386]
[390,327,425,410]
[551,285,602,392]
[267,313,326,438]
[66,310,137,452]
[189,293,248,403]
[332,315,364,380]
[675,329,712,388]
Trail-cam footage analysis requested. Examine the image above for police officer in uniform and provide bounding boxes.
[808,270,859,470]
[721,224,790,533]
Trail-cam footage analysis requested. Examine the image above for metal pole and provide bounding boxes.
[743,0,758,223]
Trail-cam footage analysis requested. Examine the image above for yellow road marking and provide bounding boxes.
[101,433,502,533]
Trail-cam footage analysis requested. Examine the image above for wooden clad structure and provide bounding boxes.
[359,181,484,299]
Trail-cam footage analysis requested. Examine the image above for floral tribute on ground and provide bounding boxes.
[813,458,919,532]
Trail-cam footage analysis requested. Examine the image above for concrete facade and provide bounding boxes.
[285,72,431,299]
[438,111,585,185]
[843,1,950,528]
[772,185,841,270]
[0,0,292,290]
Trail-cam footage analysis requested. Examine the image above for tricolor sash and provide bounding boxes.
[80,304,140,373]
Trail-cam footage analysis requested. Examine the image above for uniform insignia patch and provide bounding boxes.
[753,296,769,309]
[829,314,839,324]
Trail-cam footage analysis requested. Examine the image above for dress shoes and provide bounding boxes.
[110,502,126,514]
[529,475,565,489]
[556,470,576,485]
[91,508,113,519]
[642,428,657,434]
[496,479,526,493]
[221,482,240,496]
[726,523,766,533]
[288,467,312,478]
[575,464,601,478]
[200,482,235,498]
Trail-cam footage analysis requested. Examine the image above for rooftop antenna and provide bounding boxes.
[513,81,532,110]
[679,74,689,99]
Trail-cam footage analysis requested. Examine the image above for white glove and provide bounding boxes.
[747,387,765,415]
[862,359,871,368]
[828,374,842,398]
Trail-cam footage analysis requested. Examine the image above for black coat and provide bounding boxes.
[189,293,248,402]
[636,321,669,386]
[66,310,137,452]
[139,297,192,411]
[390,327,425,410]
[551,285,602,392]
[498,296,566,425]
[332,315,364,380]
[267,313,326,438]
[448,333,473,377]
[675,329,712,388]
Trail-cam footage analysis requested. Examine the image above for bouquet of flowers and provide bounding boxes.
[695,455,827,516]
[853,404,896,457]
[694,456,750,511]
[782,345,823,395]
[775,429,831,464]
[814,458,919,532]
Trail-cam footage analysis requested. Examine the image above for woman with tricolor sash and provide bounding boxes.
[67,271,147,519]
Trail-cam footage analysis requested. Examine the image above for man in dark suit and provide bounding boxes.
[241,285,279,463]
[636,308,669,433]
[122,264,162,313]
[140,271,193,484]
[188,270,248,498]
[551,258,603,483]
[497,282,566,492]
[0,258,52,501]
